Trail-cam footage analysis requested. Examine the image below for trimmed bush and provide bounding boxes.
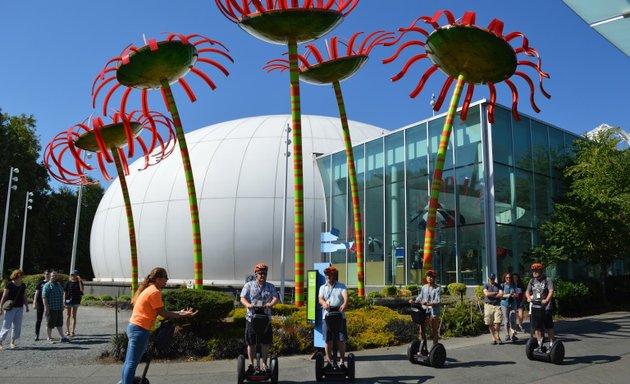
[405,284,420,297]
[273,303,300,317]
[346,305,415,350]
[99,294,115,301]
[553,279,598,317]
[82,294,99,301]
[448,283,467,305]
[347,289,369,309]
[207,336,247,360]
[381,286,399,297]
[474,285,484,301]
[162,288,234,329]
[440,303,485,337]
[118,294,131,302]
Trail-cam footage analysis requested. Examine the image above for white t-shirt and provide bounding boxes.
[318,281,347,319]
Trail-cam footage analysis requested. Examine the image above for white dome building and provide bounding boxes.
[90,115,384,286]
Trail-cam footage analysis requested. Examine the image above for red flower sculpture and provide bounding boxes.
[384,10,550,123]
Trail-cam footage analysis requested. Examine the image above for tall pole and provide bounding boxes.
[280,124,291,302]
[19,191,33,270]
[70,152,90,275]
[0,166,19,279]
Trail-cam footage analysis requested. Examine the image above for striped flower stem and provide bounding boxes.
[112,148,139,296]
[332,81,365,297]
[288,40,305,306]
[161,81,204,289]
[422,73,465,281]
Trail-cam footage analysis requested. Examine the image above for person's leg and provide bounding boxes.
[121,323,150,384]
[338,319,347,364]
[501,306,510,340]
[430,317,439,345]
[483,304,496,343]
[71,306,78,335]
[517,307,524,332]
[65,307,71,335]
[35,308,44,340]
[11,307,24,345]
[494,306,503,343]
[0,309,16,345]
[322,320,333,364]
[245,321,256,369]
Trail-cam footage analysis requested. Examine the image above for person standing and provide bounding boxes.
[318,266,349,368]
[512,272,526,332]
[0,269,29,349]
[42,270,70,343]
[64,270,84,337]
[121,267,197,384]
[33,270,50,341]
[408,269,441,355]
[483,272,504,345]
[526,263,556,351]
[500,272,519,342]
[240,263,279,373]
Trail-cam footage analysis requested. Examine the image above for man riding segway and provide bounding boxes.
[525,262,564,364]
[239,263,279,383]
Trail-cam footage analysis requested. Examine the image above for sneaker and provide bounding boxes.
[246,364,255,375]
[491,340,497,345]
[512,335,518,342]
[10,343,16,349]
[497,339,504,345]
[47,338,56,344]
[35,337,39,341]
[505,335,511,342]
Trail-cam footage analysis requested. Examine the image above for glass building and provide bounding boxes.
[317,100,581,287]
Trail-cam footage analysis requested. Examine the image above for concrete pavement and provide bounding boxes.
[1,311,628,383]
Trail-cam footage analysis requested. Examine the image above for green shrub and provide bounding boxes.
[82,294,99,301]
[440,303,485,337]
[207,336,246,360]
[448,283,467,304]
[405,285,420,297]
[118,294,131,302]
[346,306,414,350]
[273,303,300,317]
[347,289,369,309]
[22,274,44,301]
[162,288,234,330]
[156,329,208,359]
[367,291,383,300]
[381,286,399,297]
[231,307,247,328]
[271,314,314,355]
[553,279,598,317]
[99,294,114,301]
[474,286,484,301]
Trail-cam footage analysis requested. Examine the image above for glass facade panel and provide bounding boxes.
[318,102,581,289]
[491,107,513,166]
[455,104,482,167]
[513,118,532,171]
[531,121,550,176]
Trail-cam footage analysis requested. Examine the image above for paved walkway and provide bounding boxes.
[1,308,628,383]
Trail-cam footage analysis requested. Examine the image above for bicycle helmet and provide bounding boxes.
[531,262,544,271]
[254,263,269,273]
[324,266,338,276]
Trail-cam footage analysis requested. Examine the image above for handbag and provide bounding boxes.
[2,300,14,311]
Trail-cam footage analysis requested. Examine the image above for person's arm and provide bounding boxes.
[240,296,253,309]
[340,289,349,312]
[318,287,329,310]
[42,285,49,315]
[156,306,198,319]
[525,282,532,302]
[33,288,40,310]
[23,287,29,312]
[0,288,8,315]
[432,286,441,305]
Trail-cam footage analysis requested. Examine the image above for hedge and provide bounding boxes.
[162,288,234,330]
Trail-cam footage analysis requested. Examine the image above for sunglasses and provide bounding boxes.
[257,272,267,276]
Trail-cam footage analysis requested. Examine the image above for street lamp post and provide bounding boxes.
[70,153,91,274]
[280,124,291,302]
[0,166,19,279]
[19,191,34,270]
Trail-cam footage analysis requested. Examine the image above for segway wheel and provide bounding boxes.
[549,341,565,365]
[407,340,421,364]
[346,353,355,382]
[525,337,538,360]
[237,354,246,384]
[428,343,446,368]
[315,351,324,382]
[133,377,149,384]
[270,355,279,384]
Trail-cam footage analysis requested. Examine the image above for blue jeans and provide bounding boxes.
[121,323,150,384]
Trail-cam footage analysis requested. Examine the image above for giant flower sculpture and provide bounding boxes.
[265,30,392,298]
[215,0,359,306]
[44,111,176,294]
[92,33,233,289]
[383,10,550,280]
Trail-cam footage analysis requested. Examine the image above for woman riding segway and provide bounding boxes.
[407,270,446,368]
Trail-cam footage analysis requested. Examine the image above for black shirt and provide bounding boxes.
[5,281,26,307]
[35,280,46,306]
[64,280,83,305]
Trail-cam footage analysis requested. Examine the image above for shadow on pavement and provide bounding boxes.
[563,354,621,365]
[28,345,89,351]
[355,353,409,362]
[282,376,434,384]
[444,359,517,369]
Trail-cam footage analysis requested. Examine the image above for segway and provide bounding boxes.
[133,319,175,384]
[237,305,279,384]
[525,301,564,365]
[407,304,446,368]
[314,307,355,382]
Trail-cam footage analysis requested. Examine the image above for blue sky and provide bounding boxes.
[1,0,628,189]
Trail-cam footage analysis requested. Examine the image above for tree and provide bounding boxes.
[533,127,630,301]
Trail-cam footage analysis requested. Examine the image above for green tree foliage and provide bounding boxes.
[0,109,104,279]
[533,128,630,300]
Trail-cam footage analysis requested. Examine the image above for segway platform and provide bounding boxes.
[133,320,175,384]
[407,305,446,368]
[315,309,355,381]
[237,307,279,384]
[525,303,565,365]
